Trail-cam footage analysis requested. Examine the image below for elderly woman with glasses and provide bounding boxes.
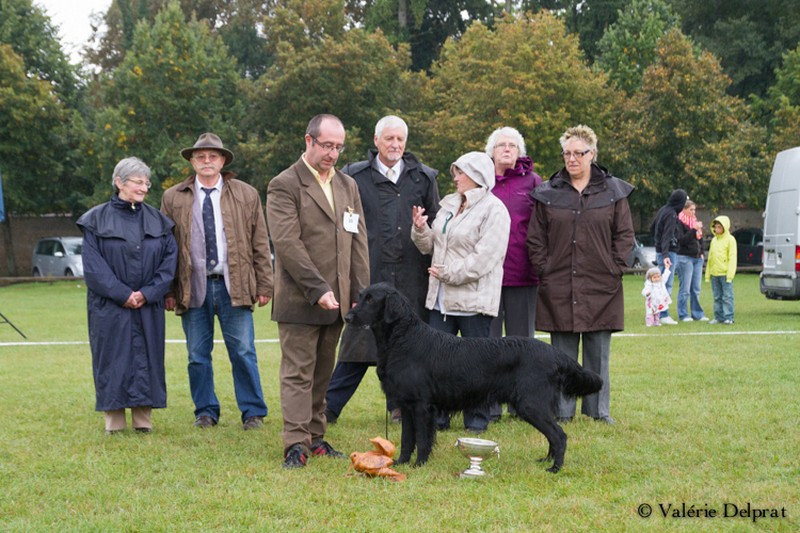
[484,126,542,420]
[526,125,634,425]
[77,157,178,434]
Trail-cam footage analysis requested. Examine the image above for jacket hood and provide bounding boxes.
[451,152,495,189]
[498,156,533,179]
[668,189,688,212]
[712,215,731,235]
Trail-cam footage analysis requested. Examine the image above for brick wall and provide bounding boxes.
[0,215,82,276]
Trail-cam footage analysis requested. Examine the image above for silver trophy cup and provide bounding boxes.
[454,437,500,478]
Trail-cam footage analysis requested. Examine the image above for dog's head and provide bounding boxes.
[345,282,410,328]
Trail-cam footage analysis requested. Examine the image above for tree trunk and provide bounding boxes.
[1,215,18,276]
[398,0,408,30]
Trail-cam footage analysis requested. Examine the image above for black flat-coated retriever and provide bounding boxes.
[345,283,603,473]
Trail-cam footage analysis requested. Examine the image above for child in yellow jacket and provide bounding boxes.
[705,215,737,324]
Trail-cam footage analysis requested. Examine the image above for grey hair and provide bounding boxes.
[374,115,408,138]
[112,157,151,190]
[484,126,527,158]
[684,199,696,209]
[560,124,598,162]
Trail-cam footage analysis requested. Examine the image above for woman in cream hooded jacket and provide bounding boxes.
[411,151,510,432]
[411,151,511,317]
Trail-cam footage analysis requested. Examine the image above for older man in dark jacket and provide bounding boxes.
[324,115,440,425]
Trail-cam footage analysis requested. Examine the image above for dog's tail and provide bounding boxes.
[555,348,603,397]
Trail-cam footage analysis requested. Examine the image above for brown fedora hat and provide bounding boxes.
[181,132,234,165]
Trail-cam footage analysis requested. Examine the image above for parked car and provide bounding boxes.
[732,227,763,266]
[31,236,84,277]
[627,234,657,269]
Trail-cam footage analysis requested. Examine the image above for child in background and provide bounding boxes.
[705,216,737,324]
[642,266,672,326]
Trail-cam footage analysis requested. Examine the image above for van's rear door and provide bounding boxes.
[761,147,800,298]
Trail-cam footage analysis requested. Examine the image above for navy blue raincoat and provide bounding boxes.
[77,195,178,411]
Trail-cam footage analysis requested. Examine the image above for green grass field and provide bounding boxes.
[1,273,798,531]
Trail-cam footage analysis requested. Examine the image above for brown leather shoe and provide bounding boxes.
[242,416,263,430]
[193,415,217,428]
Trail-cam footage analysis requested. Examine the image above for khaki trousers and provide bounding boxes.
[278,319,343,454]
[104,407,152,432]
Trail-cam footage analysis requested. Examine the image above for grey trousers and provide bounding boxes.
[489,285,538,337]
[489,285,538,418]
[550,330,612,419]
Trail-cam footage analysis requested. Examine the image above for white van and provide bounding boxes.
[760,147,800,300]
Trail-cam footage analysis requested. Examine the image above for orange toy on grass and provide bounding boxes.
[349,436,406,482]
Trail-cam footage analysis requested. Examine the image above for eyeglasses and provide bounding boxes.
[192,153,222,163]
[126,178,152,188]
[495,142,518,151]
[311,136,346,154]
[562,149,592,160]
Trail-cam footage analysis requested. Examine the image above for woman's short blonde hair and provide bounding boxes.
[559,125,598,161]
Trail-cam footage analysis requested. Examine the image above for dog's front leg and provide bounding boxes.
[414,404,436,466]
[396,403,416,464]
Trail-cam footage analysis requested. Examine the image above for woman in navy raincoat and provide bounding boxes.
[77,157,177,434]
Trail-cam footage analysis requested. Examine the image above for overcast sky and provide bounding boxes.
[35,0,112,62]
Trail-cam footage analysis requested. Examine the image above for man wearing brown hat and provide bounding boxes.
[161,132,273,430]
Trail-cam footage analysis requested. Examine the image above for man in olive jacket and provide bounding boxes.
[161,133,273,431]
[266,114,369,468]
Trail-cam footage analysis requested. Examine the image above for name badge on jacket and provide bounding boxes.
[343,208,360,233]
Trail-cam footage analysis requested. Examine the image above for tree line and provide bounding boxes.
[2,0,799,230]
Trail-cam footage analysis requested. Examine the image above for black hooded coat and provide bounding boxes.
[652,189,688,255]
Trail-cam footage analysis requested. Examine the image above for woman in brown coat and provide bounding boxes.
[526,125,634,424]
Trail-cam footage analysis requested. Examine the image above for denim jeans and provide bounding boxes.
[711,276,735,322]
[675,255,705,320]
[181,278,267,422]
[429,310,493,431]
[326,361,395,417]
[656,251,677,318]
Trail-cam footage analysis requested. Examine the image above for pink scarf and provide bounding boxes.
[679,211,702,239]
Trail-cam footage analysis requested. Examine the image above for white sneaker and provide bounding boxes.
[660,316,678,325]
[698,316,710,322]
[681,317,693,322]
[709,319,720,324]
